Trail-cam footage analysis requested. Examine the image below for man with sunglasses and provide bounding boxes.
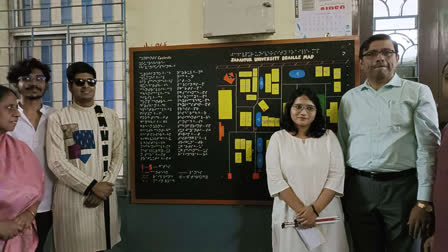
[46,62,123,252]
[7,57,56,252]
[338,34,440,251]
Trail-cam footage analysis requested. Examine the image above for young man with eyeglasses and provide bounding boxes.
[338,34,440,251]
[7,58,56,252]
[46,62,123,252]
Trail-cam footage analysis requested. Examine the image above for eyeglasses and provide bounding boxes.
[18,75,46,82]
[72,78,97,87]
[292,104,316,113]
[362,49,396,58]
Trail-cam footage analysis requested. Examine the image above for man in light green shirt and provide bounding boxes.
[338,34,440,252]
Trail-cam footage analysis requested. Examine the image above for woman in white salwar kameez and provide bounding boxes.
[266,88,348,252]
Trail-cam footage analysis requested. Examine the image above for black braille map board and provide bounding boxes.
[130,36,359,204]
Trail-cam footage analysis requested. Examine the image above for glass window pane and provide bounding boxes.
[374,0,418,17]
[402,0,418,16]
[373,0,419,80]
[375,17,416,30]
[374,0,391,17]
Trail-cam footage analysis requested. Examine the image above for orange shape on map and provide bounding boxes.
[224,72,235,84]
[219,122,225,141]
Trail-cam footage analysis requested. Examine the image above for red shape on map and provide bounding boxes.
[252,173,260,180]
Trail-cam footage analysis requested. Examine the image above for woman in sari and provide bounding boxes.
[0,85,44,252]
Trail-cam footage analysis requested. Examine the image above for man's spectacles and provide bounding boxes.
[18,75,46,82]
[362,49,396,58]
[292,104,316,113]
[72,78,97,87]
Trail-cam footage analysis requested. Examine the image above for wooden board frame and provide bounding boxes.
[129,36,360,204]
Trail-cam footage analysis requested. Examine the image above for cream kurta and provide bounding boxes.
[46,103,123,252]
[266,130,348,252]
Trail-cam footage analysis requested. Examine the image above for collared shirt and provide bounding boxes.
[9,104,56,212]
[338,74,441,201]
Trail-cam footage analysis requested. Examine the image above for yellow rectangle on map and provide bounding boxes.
[235,152,242,163]
[274,118,280,127]
[258,100,269,112]
[266,140,270,148]
[329,102,338,123]
[241,139,246,149]
[246,140,252,162]
[240,79,246,93]
[334,68,341,79]
[269,117,276,127]
[240,112,246,126]
[262,116,268,127]
[239,71,252,77]
[218,90,232,120]
[253,68,258,76]
[334,81,342,92]
[272,69,279,82]
[235,139,241,150]
[272,83,279,95]
[245,79,251,92]
[265,74,272,93]
[315,66,323,77]
[246,94,257,101]
[246,112,252,127]
[324,67,330,77]
[252,77,258,92]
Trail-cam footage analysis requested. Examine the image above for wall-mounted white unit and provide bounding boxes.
[203,0,275,38]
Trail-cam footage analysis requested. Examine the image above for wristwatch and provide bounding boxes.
[417,202,433,213]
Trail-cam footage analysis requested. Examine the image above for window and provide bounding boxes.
[0,0,128,192]
[373,0,419,81]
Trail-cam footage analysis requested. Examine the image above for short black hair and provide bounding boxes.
[360,34,399,59]
[280,88,326,138]
[0,85,18,101]
[66,62,96,82]
[7,58,51,84]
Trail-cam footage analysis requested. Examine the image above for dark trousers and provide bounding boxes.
[343,171,419,252]
[35,211,52,252]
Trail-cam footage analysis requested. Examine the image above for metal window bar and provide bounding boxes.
[1,1,125,28]
[1,0,129,194]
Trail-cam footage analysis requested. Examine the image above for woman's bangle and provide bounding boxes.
[311,204,319,217]
[27,209,36,217]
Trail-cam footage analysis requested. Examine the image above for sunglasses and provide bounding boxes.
[72,78,97,87]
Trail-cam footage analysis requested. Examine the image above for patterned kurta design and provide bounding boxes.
[46,103,123,252]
